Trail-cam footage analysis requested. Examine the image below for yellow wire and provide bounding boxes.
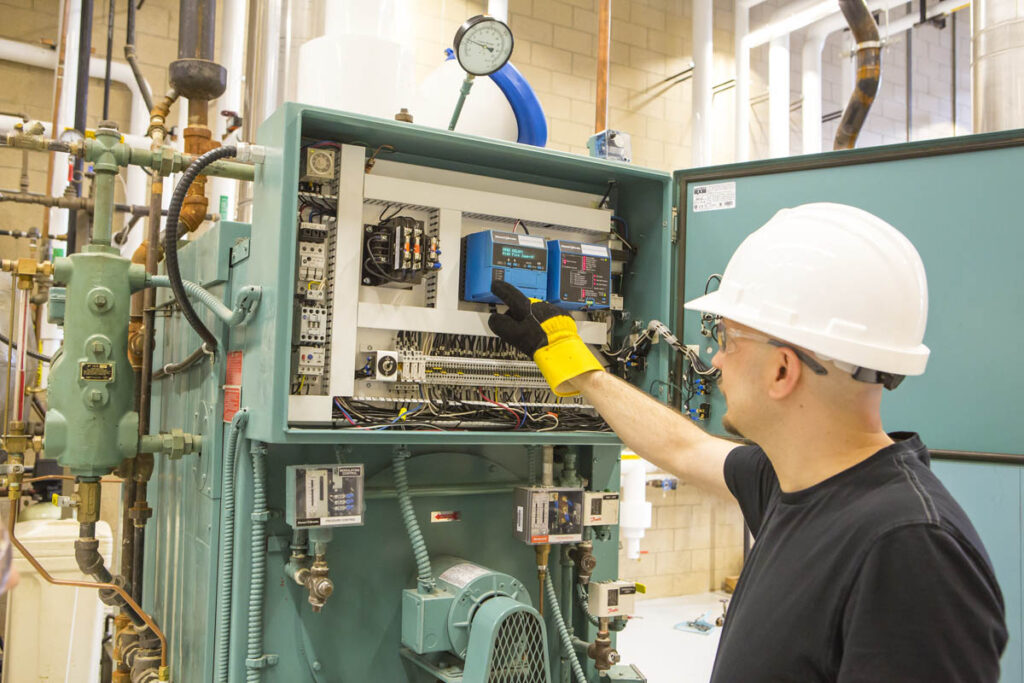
[298,375,306,393]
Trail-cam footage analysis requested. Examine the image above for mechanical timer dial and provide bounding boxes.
[453,15,514,76]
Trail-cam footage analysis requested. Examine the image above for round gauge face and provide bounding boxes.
[454,15,514,76]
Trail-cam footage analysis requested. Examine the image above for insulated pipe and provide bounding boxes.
[768,35,791,158]
[595,0,611,133]
[692,0,713,166]
[833,0,881,149]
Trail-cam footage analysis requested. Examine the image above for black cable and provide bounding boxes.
[598,180,615,210]
[164,145,237,351]
[0,332,51,363]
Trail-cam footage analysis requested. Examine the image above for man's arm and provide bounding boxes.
[571,370,736,500]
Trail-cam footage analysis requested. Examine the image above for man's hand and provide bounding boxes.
[487,281,603,396]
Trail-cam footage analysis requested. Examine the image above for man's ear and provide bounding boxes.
[767,347,802,400]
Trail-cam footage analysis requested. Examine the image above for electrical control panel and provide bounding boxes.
[583,491,620,526]
[588,580,638,618]
[285,464,365,528]
[514,487,585,545]
[462,230,548,303]
[273,124,658,433]
[547,240,611,310]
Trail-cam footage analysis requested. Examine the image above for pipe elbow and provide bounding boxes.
[179,191,208,233]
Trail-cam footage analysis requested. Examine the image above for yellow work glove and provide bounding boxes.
[488,281,603,396]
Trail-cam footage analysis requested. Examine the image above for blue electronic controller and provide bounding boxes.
[462,230,548,303]
[547,240,611,310]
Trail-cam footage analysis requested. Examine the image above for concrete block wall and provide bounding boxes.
[618,478,745,599]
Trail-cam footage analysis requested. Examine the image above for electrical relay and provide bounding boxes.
[514,486,584,544]
[285,464,364,528]
[362,216,440,288]
[462,230,548,303]
[547,240,611,310]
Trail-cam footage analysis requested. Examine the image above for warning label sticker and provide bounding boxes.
[223,386,241,423]
[439,562,490,588]
[692,182,736,212]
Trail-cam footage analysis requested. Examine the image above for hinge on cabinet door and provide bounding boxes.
[670,206,679,243]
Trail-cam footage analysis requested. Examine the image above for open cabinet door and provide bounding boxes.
[673,130,1024,682]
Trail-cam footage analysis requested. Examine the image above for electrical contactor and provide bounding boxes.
[588,580,639,618]
[285,464,365,528]
[361,216,441,288]
[514,486,585,544]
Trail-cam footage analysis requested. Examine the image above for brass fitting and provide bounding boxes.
[586,618,621,671]
[111,612,135,679]
[127,318,145,371]
[179,118,219,233]
[534,543,551,615]
[77,480,102,525]
[306,554,334,613]
[569,541,598,585]
[1,258,53,284]
[3,421,27,500]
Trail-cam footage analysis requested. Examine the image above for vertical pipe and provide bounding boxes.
[768,35,790,157]
[691,0,713,165]
[950,10,956,135]
[735,4,750,161]
[178,0,218,61]
[801,36,823,154]
[905,3,913,141]
[40,0,74,259]
[68,0,94,255]
[90,163,116,246]
[595,0,611,133]
[3,277,15,431]
[102,0,115,120]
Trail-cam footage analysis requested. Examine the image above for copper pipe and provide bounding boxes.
[9,518,167,668]
[833,0,881,150]
[595,0,611,133]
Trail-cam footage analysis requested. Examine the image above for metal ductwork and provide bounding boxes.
[973,0,1024,132]
[834,0,881,150]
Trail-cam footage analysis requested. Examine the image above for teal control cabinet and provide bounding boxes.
[143,104,1024,682]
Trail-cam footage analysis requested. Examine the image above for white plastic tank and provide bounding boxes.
[3,517,113,683]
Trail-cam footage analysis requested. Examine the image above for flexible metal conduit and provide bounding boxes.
[215,408,248,683]
[544,572,587,683]
[148,274,258,326]
[392,449,435,594]
[246,441,270,683]
[164,146,237,351]
[834,0,881,149]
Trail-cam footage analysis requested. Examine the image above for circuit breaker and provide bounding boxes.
[514,487,585,544]
[285,464,365,528]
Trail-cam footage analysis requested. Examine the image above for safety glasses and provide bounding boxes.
[713,319,828,376]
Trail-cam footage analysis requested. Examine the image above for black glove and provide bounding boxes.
[488,281,602,396]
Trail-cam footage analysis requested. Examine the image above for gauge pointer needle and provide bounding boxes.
[469,39,494,53]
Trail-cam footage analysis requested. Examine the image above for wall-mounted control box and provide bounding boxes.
[583,491,620,526]
[285,464,364,528]
[514,486,585,544]
[588,580,639,618]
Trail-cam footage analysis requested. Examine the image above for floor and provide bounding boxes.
[616,591,731,683]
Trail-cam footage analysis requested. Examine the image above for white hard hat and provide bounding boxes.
[684,203,929,380]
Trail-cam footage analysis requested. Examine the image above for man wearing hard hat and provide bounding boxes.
[489,203,1007,682]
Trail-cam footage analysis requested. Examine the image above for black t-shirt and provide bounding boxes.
[711,433,1007,683]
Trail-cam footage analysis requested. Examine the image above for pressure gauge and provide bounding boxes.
[453,15,514,76]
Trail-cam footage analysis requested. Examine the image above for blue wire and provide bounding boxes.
[519,391,529,428]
